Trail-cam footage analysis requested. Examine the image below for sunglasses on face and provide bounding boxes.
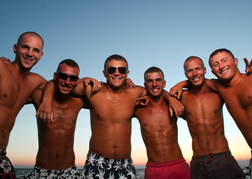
[107,67,127,74]
[57,72,78,81]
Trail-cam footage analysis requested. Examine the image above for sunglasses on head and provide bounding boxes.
[57,72,78,81]
[107,67,127,74]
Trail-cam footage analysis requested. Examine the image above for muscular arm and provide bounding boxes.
[163,90,184,118]
[169,80,190,99]
[36,80,55,123]
[205,79,218,92]
[27,88,43,110]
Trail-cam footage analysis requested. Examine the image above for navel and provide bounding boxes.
[214,110,217,113]
[3,93,7,97]
[248,95,252,99]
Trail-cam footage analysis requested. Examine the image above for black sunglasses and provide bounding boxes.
[57,72,78,81]
[107,67,127,74]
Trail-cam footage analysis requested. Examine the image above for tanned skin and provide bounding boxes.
[134,72,184,162]
[180,57,229,156]
[35,63,86,170]
[207,51,252,149]
[38,57,184,160]
[0,32,46,150]
[83,59,147,159]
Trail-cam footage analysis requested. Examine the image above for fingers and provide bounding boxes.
[177,90,182,100]
[244,58,249,67]
[169,88,178,99]
[51,113,54,122]
[169,105,184,118]
[0,57,10,64]
[244,58,252,74]
[36,110,53,124]
[92,82,101,92]
[169,108,174,117]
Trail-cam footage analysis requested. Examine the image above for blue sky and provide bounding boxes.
[1,0,252,168]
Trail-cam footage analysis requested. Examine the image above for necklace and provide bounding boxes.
[105,85,123,104]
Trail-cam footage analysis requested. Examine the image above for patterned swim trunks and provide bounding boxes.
[0,149,16,179]
[82,153,137,179]
[24,166,80,179]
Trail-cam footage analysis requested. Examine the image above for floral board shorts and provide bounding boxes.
[0,149,16,179]
[24,166,80,179]
[82,153,137,179]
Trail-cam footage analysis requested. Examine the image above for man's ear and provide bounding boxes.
[126,70,129,78]
[103,70,107,78]
[75,78,80,86]
[13,44,17,54]
[53,72,57,81]
[163,80,166,88]
[38,51,44,61]
[234,58,238,66]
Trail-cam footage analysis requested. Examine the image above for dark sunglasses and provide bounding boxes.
[57,72,78,81]
[107,67,127,74]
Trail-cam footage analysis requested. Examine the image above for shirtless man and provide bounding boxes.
[134,67,190,179]
[38,54,183,179]
[207,49,252,176]
[24,59,87,178]
[172,56,245,179]
[0,32,46,178]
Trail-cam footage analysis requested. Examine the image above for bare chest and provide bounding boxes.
[218,83,252,110]
[182,92,223,121]
[90,93,136,123]
[137,105,175,130]
[0,75,32,109]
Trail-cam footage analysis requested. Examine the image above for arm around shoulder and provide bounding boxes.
[163,90,184,118]
[169,80,189,99]
[36,80,55,124]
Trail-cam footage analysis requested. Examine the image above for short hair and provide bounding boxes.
[183,56,205,71]
[209,48,234,67]
[104,54,128,70]
[144,66,165,82]
[17,31,44,49]
[56,59,80,76]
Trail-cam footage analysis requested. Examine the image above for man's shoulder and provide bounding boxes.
[0,60,10,71]
[125,85,145,93]
[27,72,46,82]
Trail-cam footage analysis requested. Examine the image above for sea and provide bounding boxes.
[15,166,249,179]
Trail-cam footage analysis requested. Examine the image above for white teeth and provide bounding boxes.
[152,89,158,92]
[220,69,228,74]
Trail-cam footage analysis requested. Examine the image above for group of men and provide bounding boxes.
[0,31,250,179]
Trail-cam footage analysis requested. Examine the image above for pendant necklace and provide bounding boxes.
[105,85,123,104]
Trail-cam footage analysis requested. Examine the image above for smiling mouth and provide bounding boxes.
[152,88,159,92]
[220,69,228,74]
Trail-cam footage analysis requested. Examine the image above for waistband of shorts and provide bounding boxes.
[34,165,77,172]
[192,150,231,159]
[0,149,6,156]
[87,153,133,164]
[146,158,186,168]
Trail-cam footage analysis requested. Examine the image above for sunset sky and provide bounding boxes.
[1,0,252,168]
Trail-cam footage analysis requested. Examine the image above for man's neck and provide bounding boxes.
[54,92,71,104]
[105,83,124,93]
[10,61,31,80]
[148,93,165,107]
[189,81,210,95]
[222,71,245,87]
